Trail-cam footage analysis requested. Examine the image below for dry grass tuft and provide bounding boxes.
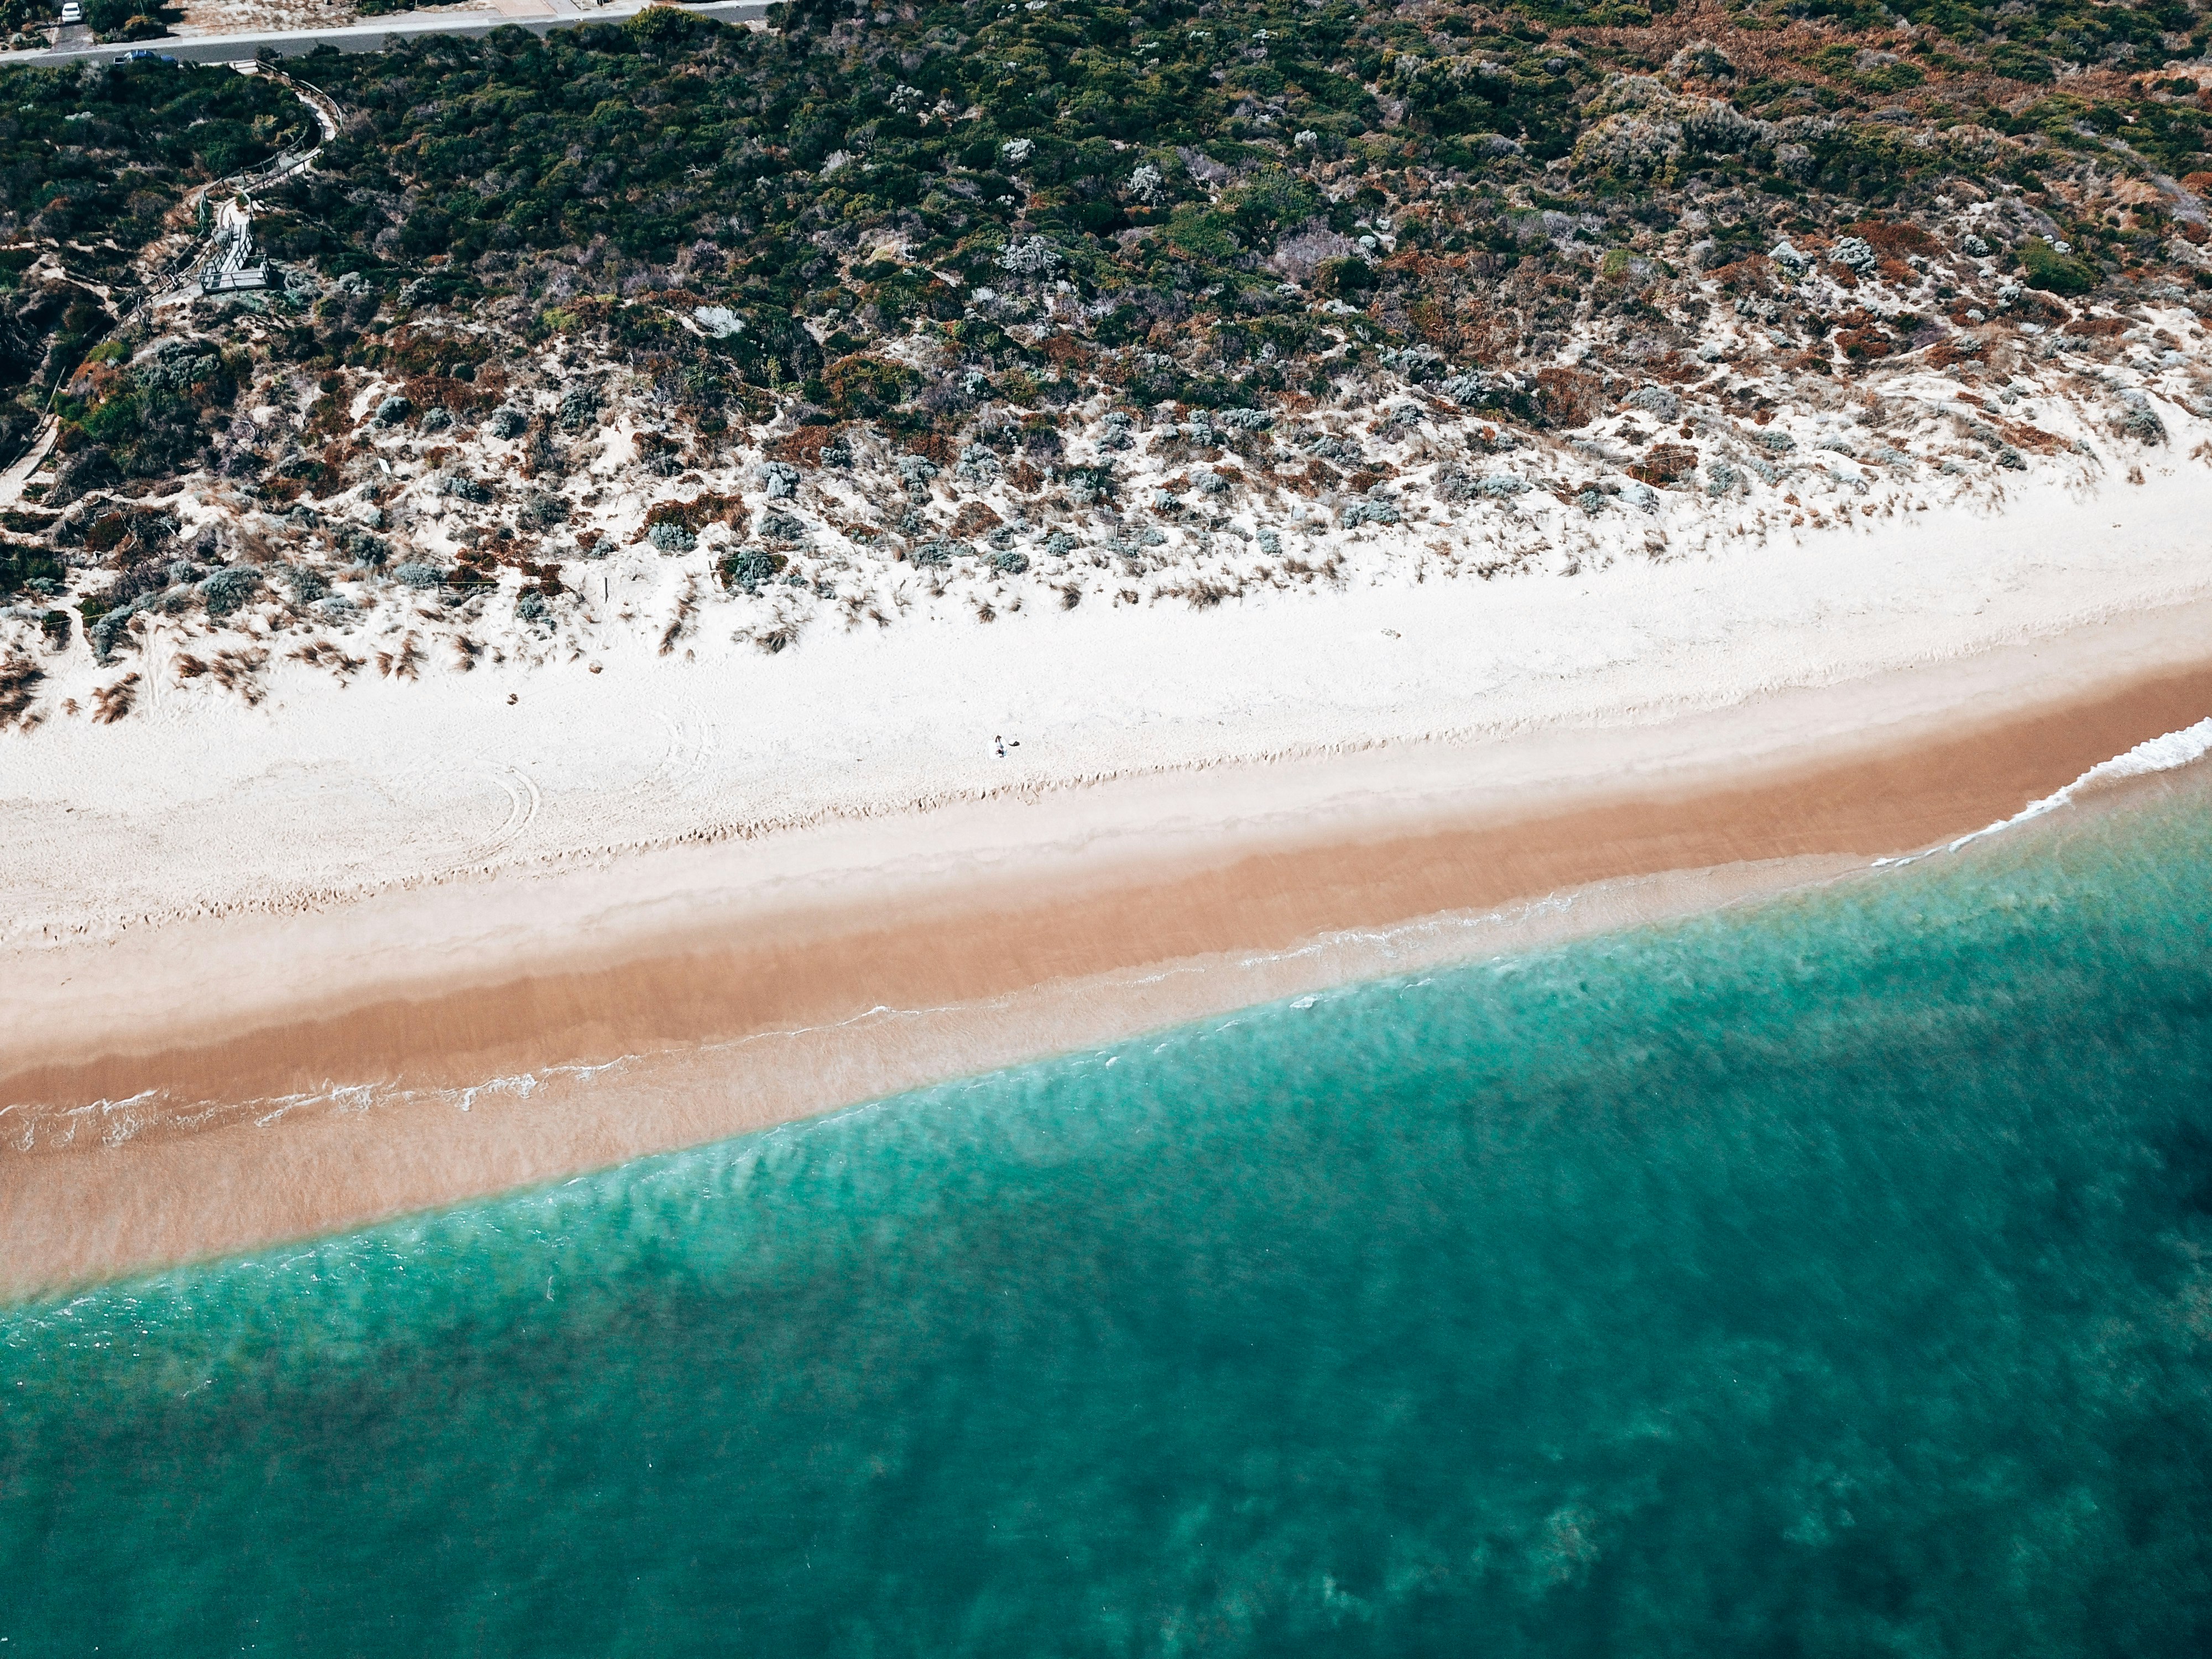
[181,649,271,703]
[210,649,270,703]
[289,639,367,681]
[764,424,846,467]
[92,674,139,724]
[744,620,801,654]
[377,635,423,680]
[838,592,890,629]
[948,500,1003,539]
[0,652,44,731]
[1159,575,1244,610]
[659,578,700,656]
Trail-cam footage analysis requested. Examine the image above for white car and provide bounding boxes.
[59,3,81,22]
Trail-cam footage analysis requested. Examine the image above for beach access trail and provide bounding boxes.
[0,62,339,507]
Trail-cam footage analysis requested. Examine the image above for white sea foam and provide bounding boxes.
[1876,716,2212,868]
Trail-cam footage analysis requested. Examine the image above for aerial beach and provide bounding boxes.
[4,461,2209,1293]
[9,2,2212,1648]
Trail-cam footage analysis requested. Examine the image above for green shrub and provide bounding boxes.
[717,547,787,591]
[7,0,2200,504]
[818,357,915,419]
[1313,258,1376,298]
[0,537,60,597]
[2018,238,2095,296]
[199,566,261,617]
[1986,44,2054,85]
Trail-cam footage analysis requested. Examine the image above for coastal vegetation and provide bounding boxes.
[0,58,304,462]
[228,0,2208,422]
[0,0,2203,675]
[5,0,2200,448]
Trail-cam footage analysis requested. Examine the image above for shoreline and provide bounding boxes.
[5,598,2212,1296]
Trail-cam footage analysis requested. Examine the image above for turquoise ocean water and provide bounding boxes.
[5,776,2212,1655]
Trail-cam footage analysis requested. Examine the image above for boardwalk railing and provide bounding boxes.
[156,70,333,296]
[0,68,337,474]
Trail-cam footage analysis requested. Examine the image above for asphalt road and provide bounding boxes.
[3,0,769,67]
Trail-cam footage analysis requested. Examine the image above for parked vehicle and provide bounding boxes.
[59,3,81,23]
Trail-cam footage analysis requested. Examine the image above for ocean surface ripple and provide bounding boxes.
[4,776,2211,1655]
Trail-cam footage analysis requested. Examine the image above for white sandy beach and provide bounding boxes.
[3,457,2210,1291]
[6,460,2210,938]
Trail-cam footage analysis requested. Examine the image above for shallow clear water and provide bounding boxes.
[6,780,2212,1656]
